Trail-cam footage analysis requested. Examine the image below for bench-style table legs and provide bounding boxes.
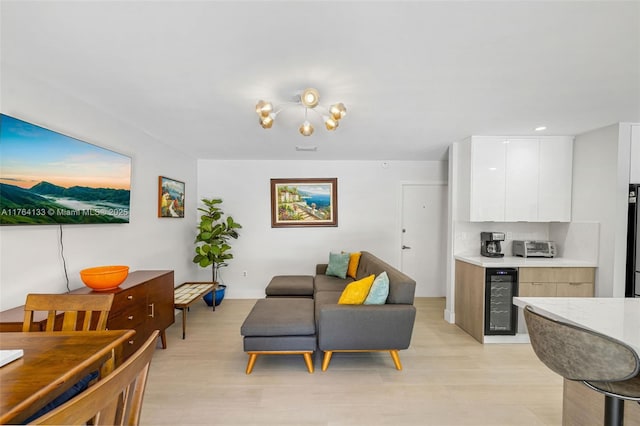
[174,282,215,339]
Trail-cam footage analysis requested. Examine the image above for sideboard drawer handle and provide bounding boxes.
[128,315,134,320]
[127,295,133,300]
[128,340,134,345]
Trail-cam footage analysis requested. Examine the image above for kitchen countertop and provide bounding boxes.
[455,254,597,268]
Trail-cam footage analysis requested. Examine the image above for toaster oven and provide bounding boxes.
[512,240,556,258]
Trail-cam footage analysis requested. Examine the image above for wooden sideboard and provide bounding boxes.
[0,270,175,359]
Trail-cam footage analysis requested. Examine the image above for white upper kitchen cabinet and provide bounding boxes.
[469,137,506,221]
[459,136,574,222]
[538,137,573,221]
[505,138,539,221]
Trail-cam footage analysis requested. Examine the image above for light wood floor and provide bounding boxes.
[140,298,563,425]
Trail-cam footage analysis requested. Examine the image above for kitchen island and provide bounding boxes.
[514,297,640,424]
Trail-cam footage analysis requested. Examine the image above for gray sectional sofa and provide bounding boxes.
[241,251,417,373]
[313,251,417,370]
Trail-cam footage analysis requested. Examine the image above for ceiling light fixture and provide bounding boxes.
[535,126,547,132]
[255,88,347,137]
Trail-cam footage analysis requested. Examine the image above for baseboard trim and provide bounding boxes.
[483,333,530,344]
[444,309,455,324]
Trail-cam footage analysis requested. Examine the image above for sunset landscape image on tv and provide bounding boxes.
[0,114,131,225]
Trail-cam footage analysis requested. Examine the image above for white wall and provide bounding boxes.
[454,221,549,257]
[549,221,600,262]
[0,68,197,310]
[197,160,447,299]
[572,123,636,297]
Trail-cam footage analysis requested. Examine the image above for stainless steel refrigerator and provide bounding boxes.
[626,184,640,297]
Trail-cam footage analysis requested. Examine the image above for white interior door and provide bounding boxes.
[401,183,447,297]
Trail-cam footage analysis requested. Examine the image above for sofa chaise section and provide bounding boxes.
[240,298,316,374]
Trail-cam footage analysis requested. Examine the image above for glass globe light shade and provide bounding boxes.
[255,100,273,118]
[300,88,320,108]
[324,117,339,131]
[299,121,314,136]
[260,115,274,129]
[329,103,347,120]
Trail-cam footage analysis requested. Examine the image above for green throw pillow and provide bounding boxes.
[364,271,389,304]
[326,252,350,279]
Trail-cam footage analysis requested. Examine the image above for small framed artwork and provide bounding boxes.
[158,176,185,218]
[270,178,338,227]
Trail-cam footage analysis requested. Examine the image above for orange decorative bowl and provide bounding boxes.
[80,265,129,291]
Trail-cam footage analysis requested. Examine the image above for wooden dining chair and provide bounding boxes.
[22,293,114,332]
[29,330,159,426]
[19,293,118,424]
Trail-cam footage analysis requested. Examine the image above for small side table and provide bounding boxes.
[174,282,215,339]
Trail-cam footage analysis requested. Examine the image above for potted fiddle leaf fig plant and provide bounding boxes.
[193,198,242,306]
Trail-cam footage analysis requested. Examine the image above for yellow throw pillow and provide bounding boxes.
[347,252,362,279]
[338,274,375,305]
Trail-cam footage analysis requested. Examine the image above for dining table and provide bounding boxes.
[0,329,135,425]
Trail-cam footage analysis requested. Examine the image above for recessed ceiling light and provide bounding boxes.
[535,126,547,132]
[295,146,318,152]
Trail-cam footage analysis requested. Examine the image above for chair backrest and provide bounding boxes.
[23,293,115,332]
[523,305,640,382]
[31,330,159,426]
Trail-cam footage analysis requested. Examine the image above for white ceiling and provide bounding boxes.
[1,1,639,161]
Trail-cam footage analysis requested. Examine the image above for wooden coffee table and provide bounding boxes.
[174,282,215,339]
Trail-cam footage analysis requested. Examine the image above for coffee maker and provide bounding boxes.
[481,232,505,257]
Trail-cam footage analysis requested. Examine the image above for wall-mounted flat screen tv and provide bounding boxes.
[0,114,131,225]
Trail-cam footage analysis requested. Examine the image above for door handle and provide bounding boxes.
[402,245,412,250]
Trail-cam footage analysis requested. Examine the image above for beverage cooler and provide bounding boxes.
[485,268,518,335]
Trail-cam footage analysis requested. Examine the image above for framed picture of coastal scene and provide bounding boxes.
[158,176,185,218]
[270,178,338,227]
